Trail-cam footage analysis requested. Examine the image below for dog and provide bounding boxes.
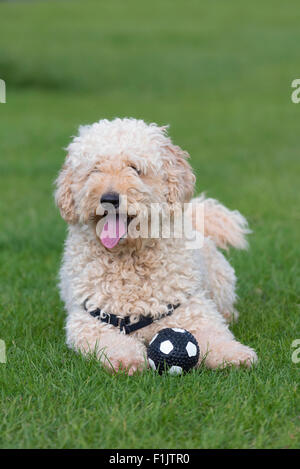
[55,118,257,374]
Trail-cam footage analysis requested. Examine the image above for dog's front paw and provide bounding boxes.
[102,341,147,375]
[105,354,147,375]
[205,340,258,369]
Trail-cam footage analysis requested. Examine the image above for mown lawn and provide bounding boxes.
[0,0,299,449]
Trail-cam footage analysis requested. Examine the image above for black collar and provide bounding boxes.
[83,299,180,335]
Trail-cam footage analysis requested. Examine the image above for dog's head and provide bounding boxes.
[55,118,195,249]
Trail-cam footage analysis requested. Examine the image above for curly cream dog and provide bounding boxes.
[55,118,257,374]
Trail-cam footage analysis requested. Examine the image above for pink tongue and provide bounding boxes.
[100,214,126,249]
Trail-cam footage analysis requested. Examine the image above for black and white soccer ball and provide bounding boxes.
[147,328,200,375]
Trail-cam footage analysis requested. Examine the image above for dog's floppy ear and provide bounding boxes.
[55,159,78,224]
[164,143,195,204]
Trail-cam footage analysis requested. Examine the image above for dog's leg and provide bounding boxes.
[66,310,147,375]
[186,298,257,368]
[192,320,257,369]
[201,238,239,322]
[143,296,257,369]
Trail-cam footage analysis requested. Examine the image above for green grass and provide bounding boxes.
[0,0,299,449]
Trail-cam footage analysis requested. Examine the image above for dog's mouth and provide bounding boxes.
[95,211,135,249]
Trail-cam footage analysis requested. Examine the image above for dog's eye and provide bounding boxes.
[129,165,141,175]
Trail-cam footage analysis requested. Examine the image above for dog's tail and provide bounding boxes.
[191,194,250,250]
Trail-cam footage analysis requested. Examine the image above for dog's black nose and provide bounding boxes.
[100,192,120,209]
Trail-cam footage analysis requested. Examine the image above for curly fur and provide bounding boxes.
[55,118,257,374]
